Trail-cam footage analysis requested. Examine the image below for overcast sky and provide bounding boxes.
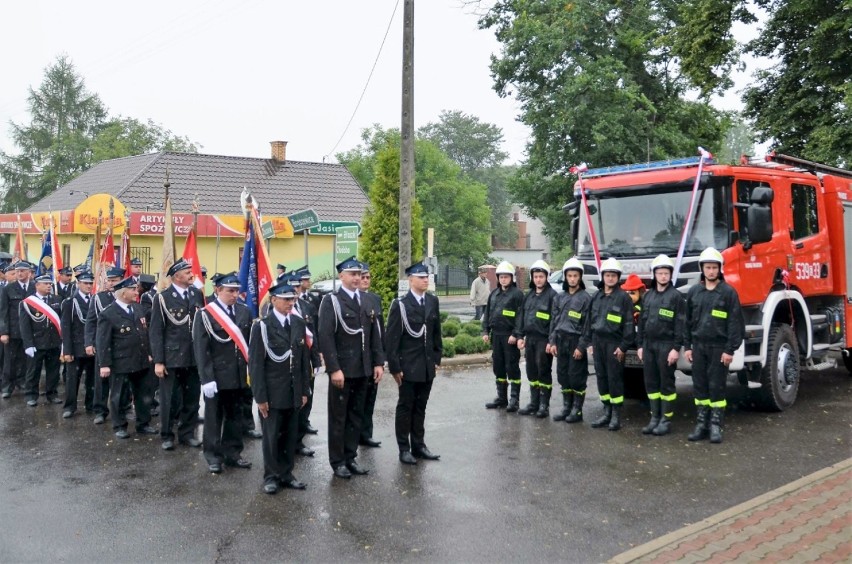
[0,1,762,167]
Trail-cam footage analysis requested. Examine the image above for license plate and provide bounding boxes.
[625,352,643,367]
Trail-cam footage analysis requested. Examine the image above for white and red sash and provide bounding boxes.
[203,304,249,362]
[23,295,61,338]
[290,306,314,348]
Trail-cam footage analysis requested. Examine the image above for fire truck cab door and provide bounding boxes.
[789,180,833,295]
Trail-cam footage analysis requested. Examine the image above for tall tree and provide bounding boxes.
[0,56,107,211]
[479,0,727,242]
[91,117,200,162]
[360,142,424,308]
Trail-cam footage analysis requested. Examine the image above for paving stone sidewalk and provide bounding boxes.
[610,458,852,563]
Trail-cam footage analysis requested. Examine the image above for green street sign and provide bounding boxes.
[261,220,275,240]
[309,221,362,236]
[335,225,359,262]
[288,209,320,232]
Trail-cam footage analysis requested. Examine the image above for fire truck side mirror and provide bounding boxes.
[750,187,774,205]
[747,187,775,245]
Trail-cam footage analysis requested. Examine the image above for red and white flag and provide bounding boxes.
[182,228,204,290]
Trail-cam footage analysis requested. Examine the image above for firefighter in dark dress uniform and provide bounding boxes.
[193,272,253,474]
[482,261,524,411]
[317,256,385,480]
[291,269,323,456]
[149,258,204,451]
[95,277,157,439]
[249,280,311,493]
[20,273,62,406]
[0,261,35,399]
[684,248,745,444]
[386,262,443,465]
[85,266,125,424]
[295,266,321,437]
[56,267,74,301]
[61,271,96,418]
[357,262,384,448]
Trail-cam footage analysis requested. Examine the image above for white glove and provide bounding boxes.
[202,381,218,398]
[25,347,36,358]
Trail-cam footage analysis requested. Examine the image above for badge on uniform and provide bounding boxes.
[172,291,178,298]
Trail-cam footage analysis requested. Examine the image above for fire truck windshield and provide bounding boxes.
[576,180,730,258]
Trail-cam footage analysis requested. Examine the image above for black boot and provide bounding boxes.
[535,389,551,418]
[518,386,540,415]
[590,402,612,428]
[687,406,710,441]
[485,382,508,409]
[552,392,573,421]
[642,398,661,434]
[709,407,724,444]
[565,393,584,423]
[608,403,622,431]
[505,383,521,412]
[653,400,674,436]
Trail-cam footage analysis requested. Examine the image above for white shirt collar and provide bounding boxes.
[271,308,289,327]
[171,283,188,298]
[115,299,133,314]
[342,286,358,301]
[78,291,90,300]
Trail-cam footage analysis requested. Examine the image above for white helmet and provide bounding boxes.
[599,257,623,275]
[698,247,724,266]
[495,261,515,276]
[529,259,550,276]
[651,254,675,272]
[562,257,584,273]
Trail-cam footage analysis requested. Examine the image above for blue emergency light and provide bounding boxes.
[582,156,715,178]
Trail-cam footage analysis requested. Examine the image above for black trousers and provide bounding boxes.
[327,376,367,468]
[261,407,299,485]
[359,377,378,442]
[241,387,256,432]
[395,379,433,452]
[524,336,553,387]
[203,388,245,464]
[691,344,728,406]
[643,342,677,399]
[25,348,60,401]
[110,369,152,430]
[555,333,588,393]
[593,339,625,404]
[491,333,521,384]
[2,338,28,394]
[158,366,200,441]
[63,356,95,413]
[298,376,316,444]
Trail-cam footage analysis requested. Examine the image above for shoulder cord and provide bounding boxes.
[200,310,232,344]
[73,298,87,324]
[397,299,426,339]
[22,302,48,324]
[157,294,190,327]
[95,294,105,314]
[259,320,292,364]
[330,293,365,351]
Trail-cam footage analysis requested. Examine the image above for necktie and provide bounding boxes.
[84,295,89,304]
[127,305,133,316]
[228,306,236,321]
[283,316,290,329]
[354,292,360,306]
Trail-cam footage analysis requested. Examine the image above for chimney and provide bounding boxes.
[270,140,288,162]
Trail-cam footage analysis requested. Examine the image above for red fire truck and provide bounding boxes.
[566,153,852,410]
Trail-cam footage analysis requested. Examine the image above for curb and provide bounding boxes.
[608,457,852,563]
[439,353,491,368]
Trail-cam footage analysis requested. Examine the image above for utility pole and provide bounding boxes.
[398,0,414,288]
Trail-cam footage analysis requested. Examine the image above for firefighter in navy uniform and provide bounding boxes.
[85,266,125,424]
[149,258,204,451]
[0,261,35,399]
[61,271,96,418]
[357,262,384,448]
[95,277,157,439]
[517,260,558,418]
[56,267,75,301]
[295,267,321,436]
[193,272,253,474]
[684,248,745,444]
[20,273,63,406]
[482,261,524,411]
[548,258,592,423]
[291,270,322,456]
[386,262,443,465]
[249,280,312,493]
[580,258,635,431]
[317,256,385,480]
[636,255,686,436]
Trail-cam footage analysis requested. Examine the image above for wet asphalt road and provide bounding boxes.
[0,361,849,563]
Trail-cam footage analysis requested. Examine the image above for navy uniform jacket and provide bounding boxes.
[61,292,91,358]
[192,301,252,390]
[0,281,35,339]
[19,294,62,351]
[95,302,150,374]
[385,291,442,383]
[84,291,115,349]
[56,282,74,301]
[148,285,203,368]
[318,289,385,379]
[138,288,157,323]
[249,313,311,410]
[362,290,385,349]
[294,295,322,368]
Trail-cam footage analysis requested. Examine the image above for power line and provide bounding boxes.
[324,0,401,160]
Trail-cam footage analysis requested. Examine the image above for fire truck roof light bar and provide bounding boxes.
[582,156,715,178]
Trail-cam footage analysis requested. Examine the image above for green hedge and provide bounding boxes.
[442,320,460,337]
[461,322,482,337]
[442,339,456,358]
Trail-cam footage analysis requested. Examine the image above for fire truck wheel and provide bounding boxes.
[757,323,800,411]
